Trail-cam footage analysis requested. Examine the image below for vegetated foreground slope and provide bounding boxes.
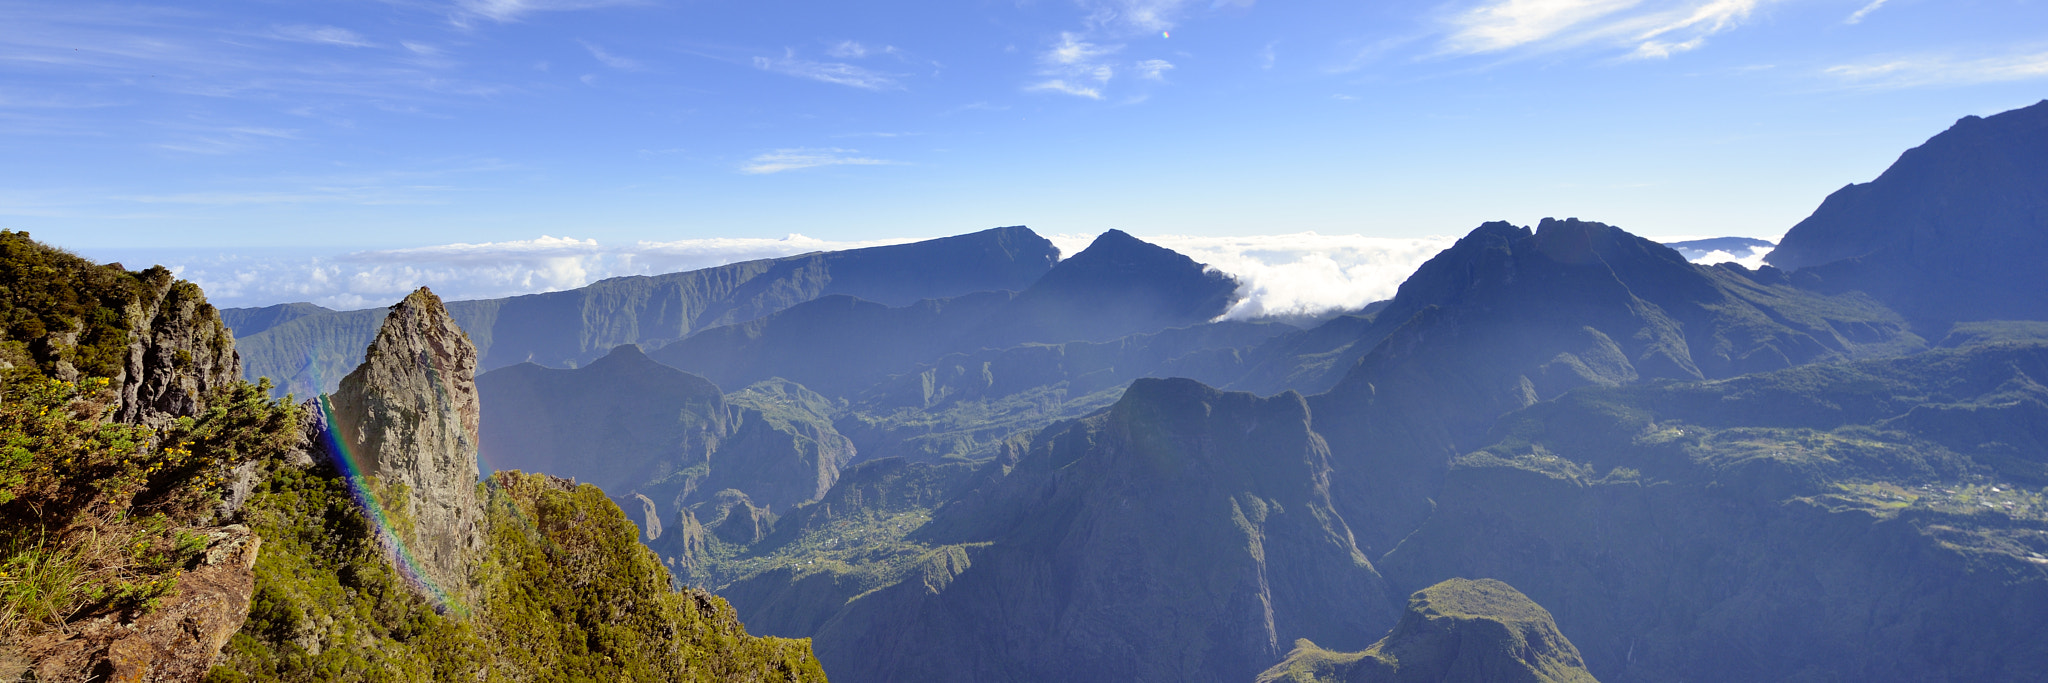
[0,246,823,680]
[216,288,825,681]
[228,226,1059,398]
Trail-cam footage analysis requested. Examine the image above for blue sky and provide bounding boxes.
[4,0,2044,265]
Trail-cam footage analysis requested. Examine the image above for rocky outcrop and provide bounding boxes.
[115,270,240,430]
[1256,578,1598,683]
[19,525,262,682]
[327,287,485,599]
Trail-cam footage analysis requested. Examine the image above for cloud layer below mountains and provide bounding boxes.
[85,231,1761,321]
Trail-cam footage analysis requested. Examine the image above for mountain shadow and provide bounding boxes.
[1766,100,2048,330]
[477,344,854,522]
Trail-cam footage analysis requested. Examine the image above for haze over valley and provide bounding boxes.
[4,0,2047,681]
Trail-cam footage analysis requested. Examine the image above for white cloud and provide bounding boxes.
[1688,247,1769,269]
[1824,51,2048,88]
[1026,80,1104,98]
[1136,58,1175,80]
[1082,0,1198,34]
[1845,0,1887,24]
[1445,0,1642,53]
[1029,33,1119,98]
[582,41,641,70]
[270,25,377,48]
[1049,232,1461,320]
[453,0,641,23]
[740,148,897,174]
[826,40,869,59]
[1442,0,1769,59]
[753,50,900,90]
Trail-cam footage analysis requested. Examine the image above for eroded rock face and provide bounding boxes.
[21,526,262,682]
[115,270,240,430]
[328,287,485,599]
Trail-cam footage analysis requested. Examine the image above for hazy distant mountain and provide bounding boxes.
[216,301,334,338]
[477,344,855,519]
[969,229,1241,348]
[649,291,1016,399]
[1308,217,1920,551]
[228,226,1060,397]
[1766,100,2048,328]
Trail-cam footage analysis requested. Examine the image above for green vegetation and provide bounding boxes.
[0,369,299,641]
[214,464,827,682]
[0,230,159,381]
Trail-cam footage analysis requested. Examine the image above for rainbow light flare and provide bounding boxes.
[317,395,465,615]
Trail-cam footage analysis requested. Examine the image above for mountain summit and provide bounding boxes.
[973,229,1240,347]
[1766,100,2048,327]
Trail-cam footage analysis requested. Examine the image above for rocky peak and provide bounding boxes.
[116,268,241,429]
[328,287,485,599]
[973,229,1241,346]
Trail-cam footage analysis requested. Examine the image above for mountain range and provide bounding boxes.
[153,99,2048,681]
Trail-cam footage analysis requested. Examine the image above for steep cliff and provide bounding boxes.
[1257,579,1598,683]
[801,378,1394,683]
[232,225,1060,397]
[116,269,241,430]
[325,287,486,600]
[1766,100,2048,328]
[477,345,855,518]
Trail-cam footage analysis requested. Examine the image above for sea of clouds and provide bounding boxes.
[82,231,1772,320]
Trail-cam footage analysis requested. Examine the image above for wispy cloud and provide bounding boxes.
[739,148,897,174]
[753,50,899,90]
[1824,50,2048,88]
[1082,0,1198,34]
[581,41,641,70]
[1136,58,1175,80]
[1028,33,1119,98]
[452,0,642,23]
[270,24,377,48]
[1444,0,1641,53]
[1845,0,1887,24]
[1441,0,1770,59]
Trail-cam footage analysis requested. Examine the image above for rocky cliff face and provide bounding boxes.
[115,269,241,430]
[1257,578,1599,683]
[326,287,485,598]
[232,225,1062,398]
[1765,100,2048,328]
[805,378,1394,683]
